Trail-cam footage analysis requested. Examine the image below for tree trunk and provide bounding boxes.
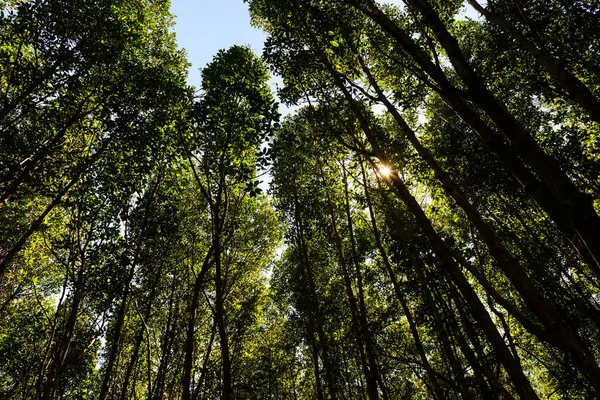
[341,162,382,400]
[192,320,217,400]
[360,160,445,400]
[320,163,377,400]
[307,323,325,400]
[41,274,84,400]
[466,0,600,124]
[383,169,539,399]
[98,263,134,400]
[441,281,504,399]
[343,0,600,276]
[153,274,180,400]
[334,65,600,388]
[182,246,215,400]
[292,183,340,399]
[337,107,538,397]
[214,217,233,400]
[119,272,160,400]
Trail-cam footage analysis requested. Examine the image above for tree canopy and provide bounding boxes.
[1,0,600,399]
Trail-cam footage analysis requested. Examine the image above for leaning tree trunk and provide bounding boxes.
[342,0,600,276]
[320,163,378,400]
[341,161,383,400]
[332,63,600,389]
[332,91,539,398]
[360,160,446,400]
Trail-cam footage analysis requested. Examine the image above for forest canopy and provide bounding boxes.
[1,0,600,399]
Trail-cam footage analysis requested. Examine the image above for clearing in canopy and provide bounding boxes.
[2,0,600,398]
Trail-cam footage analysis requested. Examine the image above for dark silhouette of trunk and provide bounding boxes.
[41,271,85,400]
[382,199,477,399]
[329,90,538,397]
[380,167,538,399]
[360,160,445,400]
[433,283,488,399]
[214,213,233,400]
[320,163,377,400]
[332,64,600,389]
[381,192,501,398]
[292,182,339,399]
[192,320,217,400]
[342,0,600,276]
[440,281,505,399]
[307,323,325,400]
[153,275,181,400]
[36,269,71,397]
[456,291,516,399]
[341,162,382,400]
[98,170,164,400]
[98,262,135,400]
[119,270,161,400]
[182,246,215,400]
[416,266,474,399]
[466,0,600,124]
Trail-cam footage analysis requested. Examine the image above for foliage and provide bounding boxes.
[1,0,600,399]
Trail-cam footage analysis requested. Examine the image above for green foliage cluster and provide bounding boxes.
[1,0,600,399]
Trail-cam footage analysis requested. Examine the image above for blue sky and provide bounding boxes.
[168,0,478,113]
[169,0,478,87]
[170,0,268,88]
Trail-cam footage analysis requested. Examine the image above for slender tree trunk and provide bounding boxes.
[418,274,473,398]
[334,65,600,388]
[214,216,233,400]
[342,0,600,275]
[98,263,134,400]
[382,169,538,399]
[320,163,377,400]
[466,0,600,124]
[359,154,538,398]
[192,320,217,400]
[182,246,215,400]
[341,162,382,400]
[440,282,504,399]
[292,183,340,399]
[99,220,158,400]
[120,272,160,400]
[390,221,475,399]
[308,323,325,400]
[41,274,85,400]
[99,173,163,400]
[36,262,71,398]
[153,275,180,400]
[360,160,445,400]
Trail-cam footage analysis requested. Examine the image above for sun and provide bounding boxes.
[379,165,392,177]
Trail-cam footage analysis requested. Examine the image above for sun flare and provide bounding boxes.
[379,165,392,177]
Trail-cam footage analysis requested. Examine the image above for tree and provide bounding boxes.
[179,45,279,400]
[3,0,600,398]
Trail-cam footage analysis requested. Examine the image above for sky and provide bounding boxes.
[169,0,268,88]
[168,0,478,89]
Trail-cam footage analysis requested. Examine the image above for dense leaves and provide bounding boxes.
[1,0,600,399]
